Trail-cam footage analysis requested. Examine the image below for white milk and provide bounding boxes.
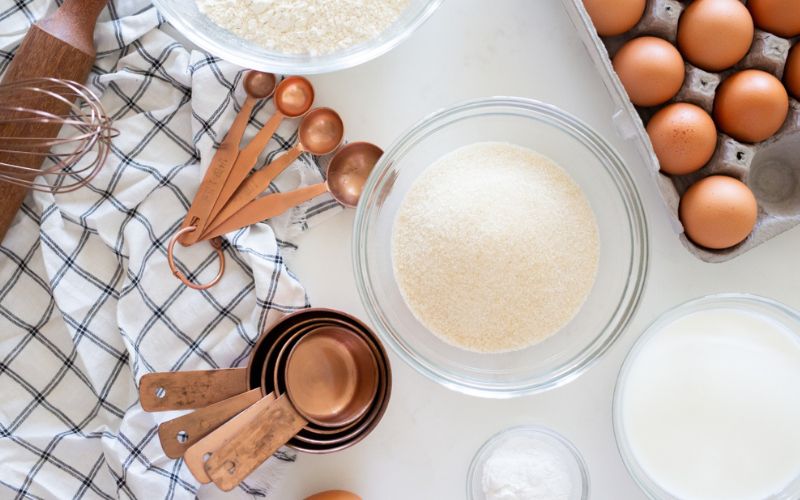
[619,307,800,500]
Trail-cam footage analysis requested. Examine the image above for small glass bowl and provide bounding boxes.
[613,294,800,499]
[151,0,442,74]
[353,97,649,398]
[467,425,590,500]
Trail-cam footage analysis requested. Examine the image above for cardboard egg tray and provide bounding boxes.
[564,0,800,262]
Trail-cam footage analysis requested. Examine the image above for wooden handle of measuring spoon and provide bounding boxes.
[158,388,262,459]
[185,392,276,484]
[206,111,286,225]
[205,394,307,491]
[139,368,248,411]
[202,146,303,236]
[201,183,328,240]
[178,96,257,246]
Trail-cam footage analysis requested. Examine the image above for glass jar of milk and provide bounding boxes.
[614,294,800,500]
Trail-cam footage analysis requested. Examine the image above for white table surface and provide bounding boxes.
[267,1,800,498]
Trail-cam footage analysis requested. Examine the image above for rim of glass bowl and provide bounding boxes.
[612,293,800,500]
[353,96,650,398]
[465,425,591,500]
[151,0,443,75]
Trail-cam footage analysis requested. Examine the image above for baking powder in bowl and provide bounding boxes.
[391,142,599,353]
[619,307,800,499]
[482,436,572,500]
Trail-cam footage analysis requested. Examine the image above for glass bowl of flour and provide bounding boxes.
[467,426,589,500]
[152,0,442,74]
[353,97,649,397]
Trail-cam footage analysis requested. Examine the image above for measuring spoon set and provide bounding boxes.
[167,70,383,289]
[139,308,391,491]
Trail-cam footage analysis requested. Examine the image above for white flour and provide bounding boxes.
[196,0,411,55]
[482,438,573,500]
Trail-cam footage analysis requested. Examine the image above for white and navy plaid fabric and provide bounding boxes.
[0,1,343,498]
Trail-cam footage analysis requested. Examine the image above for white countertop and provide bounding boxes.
[271,1,800,498]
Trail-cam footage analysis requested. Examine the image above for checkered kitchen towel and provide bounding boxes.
[0,1,343,498]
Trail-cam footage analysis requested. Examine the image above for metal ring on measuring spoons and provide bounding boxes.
[167,226,225,290]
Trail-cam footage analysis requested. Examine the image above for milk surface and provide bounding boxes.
[620,307,800,500]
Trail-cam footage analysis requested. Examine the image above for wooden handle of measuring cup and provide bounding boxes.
[0,0,107,244]
[184,392,277,484]
[139,368,248,412]
[205,393,307,491]
[158,388,262,458]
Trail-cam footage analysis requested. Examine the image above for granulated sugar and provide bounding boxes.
[391,142,599,353]
[196,0,411,56]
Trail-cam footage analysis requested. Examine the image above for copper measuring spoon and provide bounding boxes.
[201,142,381,240]
[178,71,276,247]
[201,108,344,239]
[205,76,314,226]
[204,328,379,491]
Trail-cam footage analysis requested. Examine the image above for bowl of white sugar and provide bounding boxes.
[152,0,442,74]
[353,97,649,397]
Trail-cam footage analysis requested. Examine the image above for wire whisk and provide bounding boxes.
[0,77,116,192]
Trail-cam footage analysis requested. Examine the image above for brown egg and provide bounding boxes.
[680,175,758,249]
[748,0,800,37]
[305,490,361,500]
[647,103,717,175]
[583,0,646,36]
[613,37,686,107]
[713,69,789,143]
[786,43,800,100]
[677,0,754,71]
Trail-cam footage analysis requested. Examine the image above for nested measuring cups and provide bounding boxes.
[138,308,392,490]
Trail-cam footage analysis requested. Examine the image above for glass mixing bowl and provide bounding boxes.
[353,97,649,397]
[613,294,800,499]
[151,0,442,74]
[467,426,590,500]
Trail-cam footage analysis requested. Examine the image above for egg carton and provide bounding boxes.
[563,0,800,262]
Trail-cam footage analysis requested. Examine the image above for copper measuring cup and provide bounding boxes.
[262,319,385,439]
[201,142,382,240]
[184,319,387,484]
[272,329,388,445]
[204,327,379,491]
[201,107,344,239]
[140,309,390,482]
[206,76,315,226]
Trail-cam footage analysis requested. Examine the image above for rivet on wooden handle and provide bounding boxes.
[157,388,262,459]
[205,394,307,491]
[139,368,248,412]
[184,392,276,484]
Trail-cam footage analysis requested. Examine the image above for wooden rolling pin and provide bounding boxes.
[0,0,107,244]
